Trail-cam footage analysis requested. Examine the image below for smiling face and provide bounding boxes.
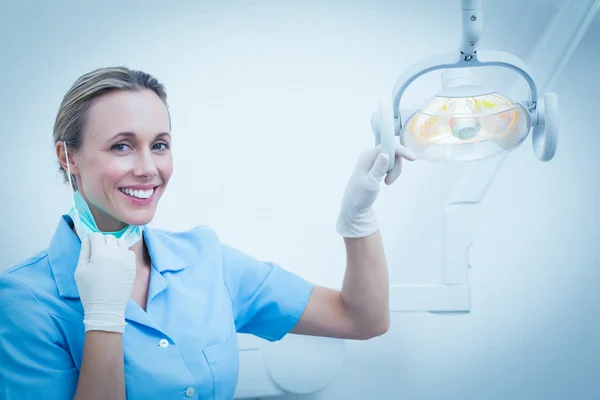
[67,89,173,232]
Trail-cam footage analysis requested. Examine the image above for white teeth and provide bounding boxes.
[120,187,154,199]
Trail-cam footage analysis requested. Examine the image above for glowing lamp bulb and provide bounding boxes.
[446,98,481,140]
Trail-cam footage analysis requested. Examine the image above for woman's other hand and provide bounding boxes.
[74,233,136,333]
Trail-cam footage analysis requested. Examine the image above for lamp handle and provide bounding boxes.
[532,92,559,162]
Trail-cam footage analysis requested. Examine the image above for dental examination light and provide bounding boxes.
[231,1,598,398]
[371,0,559,165]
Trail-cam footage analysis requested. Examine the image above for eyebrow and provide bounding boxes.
[109,131,171,141]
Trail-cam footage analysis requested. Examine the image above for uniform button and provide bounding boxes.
[185,387,195,397]
[159,339,169,348]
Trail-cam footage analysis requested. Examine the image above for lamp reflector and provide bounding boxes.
[401,93,530,162]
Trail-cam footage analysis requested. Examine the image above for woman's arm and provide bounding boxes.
[74,332,126,400]
[0,275,81,399]
[72,233,137,399]
[291,144,415,340]
[290,230,389,340]
[340,231,390,336]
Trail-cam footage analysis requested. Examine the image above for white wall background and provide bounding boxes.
[1,0,598,399]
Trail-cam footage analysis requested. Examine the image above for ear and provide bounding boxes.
[55,141,80,175]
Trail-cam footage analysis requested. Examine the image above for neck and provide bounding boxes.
[130,237,151,269]
[91,208,129,233]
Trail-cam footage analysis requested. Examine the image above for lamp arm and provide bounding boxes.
[460,0,483,57]
[390,51,539,129]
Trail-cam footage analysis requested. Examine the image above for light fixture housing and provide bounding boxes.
[371,0,559,166]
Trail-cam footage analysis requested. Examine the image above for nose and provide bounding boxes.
[132,148,158,179]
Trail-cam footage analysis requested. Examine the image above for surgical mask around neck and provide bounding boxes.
[63,142,144,248]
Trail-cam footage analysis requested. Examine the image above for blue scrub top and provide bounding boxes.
[0,215,314,400]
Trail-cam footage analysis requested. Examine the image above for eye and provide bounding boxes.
[153,142,170,151]
[112,143,131,151]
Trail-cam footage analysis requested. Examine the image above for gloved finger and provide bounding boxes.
[396,143,417,161]
[369,152,389,182]
[79,236,91,262]
[385,143,417,185]
[126,249,136,265]
[105,234,118,248]
[355,146,380,174]
[117,237,129,249]
[89,233,105,260]
[385,157,402,185]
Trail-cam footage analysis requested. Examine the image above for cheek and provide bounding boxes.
[158,155,174,183]
[79,153,130,191]
[102,159,134,184]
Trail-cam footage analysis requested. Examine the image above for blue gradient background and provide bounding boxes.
[1,1,598,399]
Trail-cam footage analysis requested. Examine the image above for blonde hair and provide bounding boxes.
[53,66,169,191]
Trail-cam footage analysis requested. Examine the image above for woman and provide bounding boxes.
[0,67,416,400]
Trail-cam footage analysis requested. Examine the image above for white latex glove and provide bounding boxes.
[74,233,136,333]
[336,143,417,238]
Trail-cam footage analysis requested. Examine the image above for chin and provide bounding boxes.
[122,210,156,227]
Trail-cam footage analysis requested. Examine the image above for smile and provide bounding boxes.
[118,187,157,199]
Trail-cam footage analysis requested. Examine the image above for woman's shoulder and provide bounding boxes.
[0,249,58,304]
[2,250,52,285]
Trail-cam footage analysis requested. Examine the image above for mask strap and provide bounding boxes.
[63,142,77,208]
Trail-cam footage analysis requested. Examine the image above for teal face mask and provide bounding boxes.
[64,142,144,248]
